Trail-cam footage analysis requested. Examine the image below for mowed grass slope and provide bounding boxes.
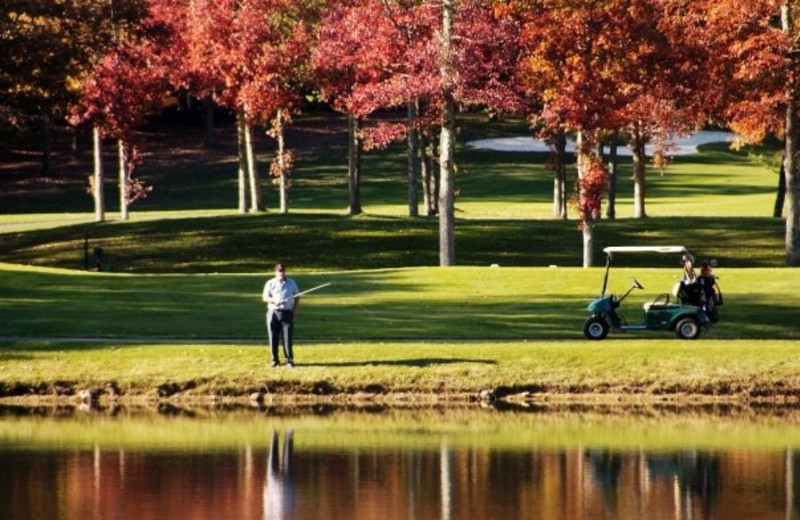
[0,215,786,272]
[0,115,787,270]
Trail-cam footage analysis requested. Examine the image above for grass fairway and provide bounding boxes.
[2,263,799,340]
[1,263,799,399]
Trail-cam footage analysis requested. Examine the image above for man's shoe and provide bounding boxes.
[271,361,280,368]
[287,361,294,369]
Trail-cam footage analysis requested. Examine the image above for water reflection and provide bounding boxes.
[2,405,800,520]
[265,430,294,520]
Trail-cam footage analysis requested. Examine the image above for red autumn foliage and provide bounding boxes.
[314,0,524,149]
[573,151,609,225]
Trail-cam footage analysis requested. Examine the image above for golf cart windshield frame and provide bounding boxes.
[600,246,689,297]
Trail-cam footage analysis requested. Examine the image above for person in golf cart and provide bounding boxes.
[675,253,721,321]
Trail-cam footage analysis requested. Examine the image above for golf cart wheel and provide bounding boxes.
[675,316,701,340]
[583,317,609,340]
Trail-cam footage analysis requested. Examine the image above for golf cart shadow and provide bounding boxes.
[584,246,723,340]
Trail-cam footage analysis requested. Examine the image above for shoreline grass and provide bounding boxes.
[3,339,800,400]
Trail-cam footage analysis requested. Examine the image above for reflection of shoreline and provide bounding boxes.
[7,401,800,421]
[5,403,800,454]
[264,429,294,520]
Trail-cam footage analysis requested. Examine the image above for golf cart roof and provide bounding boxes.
[603,246,687,255]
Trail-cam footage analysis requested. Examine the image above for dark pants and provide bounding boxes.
[268,309,294,364]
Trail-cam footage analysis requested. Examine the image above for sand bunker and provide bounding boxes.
[466,130,734,157]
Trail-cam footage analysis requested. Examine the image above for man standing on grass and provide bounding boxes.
[263,262,301,368]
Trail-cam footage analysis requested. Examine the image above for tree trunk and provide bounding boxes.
[72,124,83,159]
[407,100,420,217]
[244,117,263,213]
[421,133,432,215]
[277,108,289,214]
[553,130,567,219]
[236,109,248,213]
[421,133,439,216]
[347,113,362,215]
[606,131,619,219]
[438,0,456,266]
[92,126,105,223]
[582,222,594,268]
[118,139,129,221]
[432,138,440,215]
[783,2,800,265]
[775,156,787,218]
[42,113,52,176]
[203,95,216,149]
[631,125,648,218]
[576,130,593,268]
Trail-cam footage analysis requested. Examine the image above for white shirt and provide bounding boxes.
[263,277,300,311]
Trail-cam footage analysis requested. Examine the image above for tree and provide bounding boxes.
[315,0,520,236]
[313,0,416,216]
[72,42,166,220]
[439,0,456,265]
[697,0,800,265]
[235,0,318,214]
[613,0,717,219]
[513,0,633,266]
[1,0,147,176]
[169,0,316,215]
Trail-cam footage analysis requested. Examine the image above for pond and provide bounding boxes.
[2,403,800,520]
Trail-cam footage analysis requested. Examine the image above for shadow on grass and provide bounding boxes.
[299,358,496,368]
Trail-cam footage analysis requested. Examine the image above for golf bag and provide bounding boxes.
[676,273,722,322]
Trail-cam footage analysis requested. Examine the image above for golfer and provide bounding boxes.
[263,262,300,367]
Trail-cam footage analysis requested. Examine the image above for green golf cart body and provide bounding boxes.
[583,246,722,340]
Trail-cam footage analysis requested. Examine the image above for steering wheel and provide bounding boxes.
[652,293,671,306]
[631,277,644,290]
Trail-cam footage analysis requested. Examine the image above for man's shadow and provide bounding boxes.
[300,358,497,368]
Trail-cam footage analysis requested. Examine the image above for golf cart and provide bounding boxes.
[583,246,723,340]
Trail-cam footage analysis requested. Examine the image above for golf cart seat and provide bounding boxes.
[643,301,680,311]
[643,293,677,311]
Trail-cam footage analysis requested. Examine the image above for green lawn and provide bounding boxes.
[2,263,798,341]
[1,262,799,397]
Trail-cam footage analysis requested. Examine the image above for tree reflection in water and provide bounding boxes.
[3,406,800,520]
